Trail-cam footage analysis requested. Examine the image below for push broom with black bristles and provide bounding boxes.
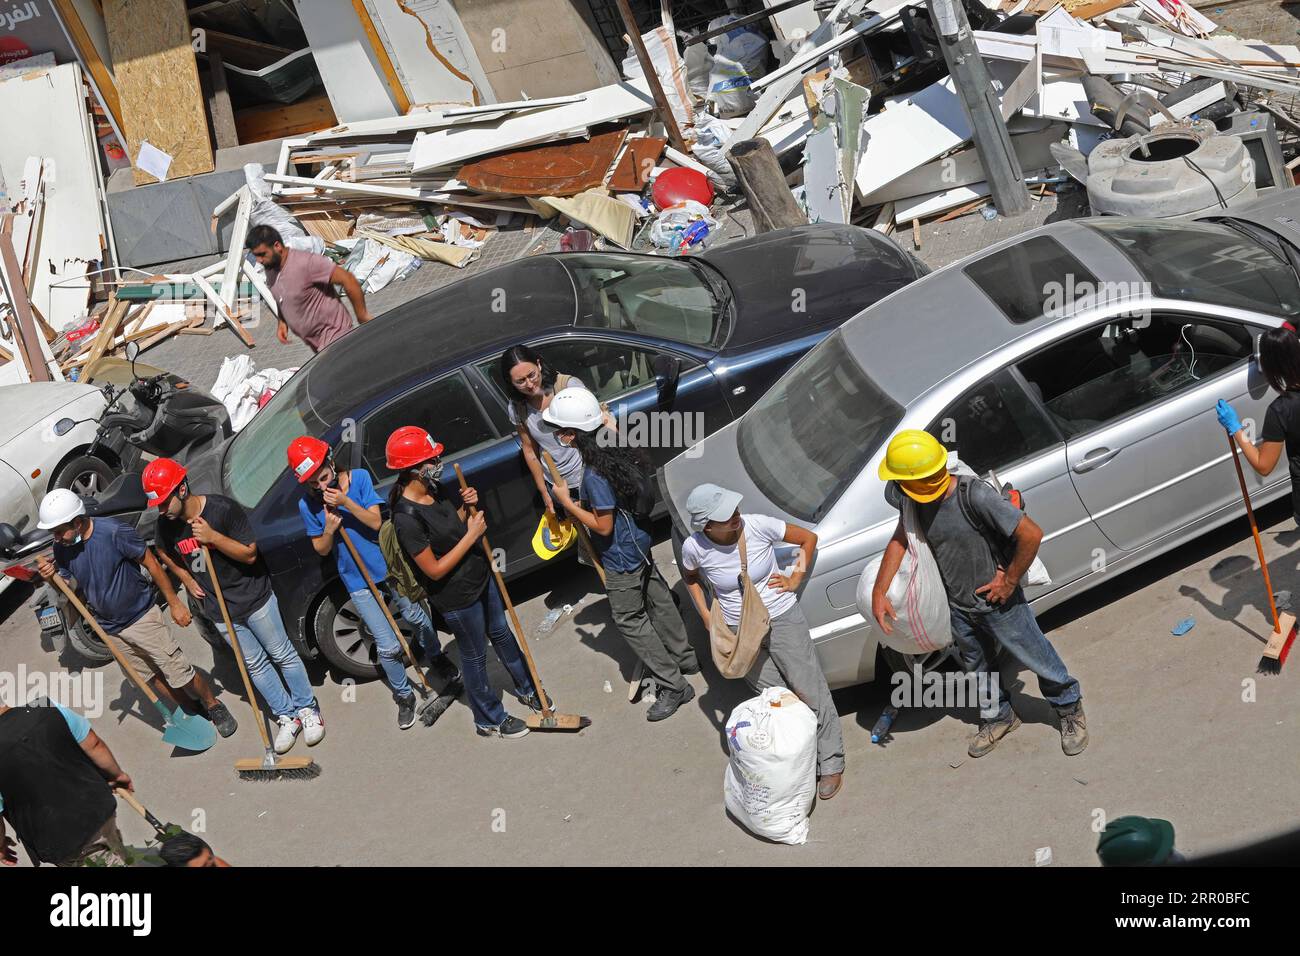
[1227,435,1297,674]
[203,545,321,780]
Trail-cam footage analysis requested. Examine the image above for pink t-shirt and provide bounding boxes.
[268,250,354,352]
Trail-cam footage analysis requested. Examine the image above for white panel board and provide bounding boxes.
[293,0,400,123]
[364,0,493,107]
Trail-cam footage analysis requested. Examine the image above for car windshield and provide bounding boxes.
[1084,218,1300,318]
[223,370,325,509]
[737,330,903,522]
[564,253,723,346]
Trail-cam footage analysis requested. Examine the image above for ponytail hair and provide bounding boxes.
[1258,325,1300,393]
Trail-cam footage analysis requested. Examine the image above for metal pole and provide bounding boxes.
[926,0,1030,218]
[614,0,689,153]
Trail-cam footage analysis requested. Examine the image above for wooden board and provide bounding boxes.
[103,0,214,185]
[235,92,339,143]
[457,130,628,198]
[609,137,667,192]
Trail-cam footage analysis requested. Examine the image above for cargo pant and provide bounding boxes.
[745,604,846,777]
[605,561,698,693]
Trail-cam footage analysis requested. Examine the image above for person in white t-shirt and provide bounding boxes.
[679,483,845,800]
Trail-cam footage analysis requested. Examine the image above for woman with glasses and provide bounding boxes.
[385,426,548,739]
[497,343,608,516]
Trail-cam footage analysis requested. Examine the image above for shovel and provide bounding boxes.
[47,574,216,753]
[115,789,182,840]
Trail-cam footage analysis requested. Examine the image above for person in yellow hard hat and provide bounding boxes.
[870,430,1087,760]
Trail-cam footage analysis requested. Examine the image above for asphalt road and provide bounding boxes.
[2,502,1298,867]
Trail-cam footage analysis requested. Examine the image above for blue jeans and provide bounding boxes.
[350,587,414,701]
[392,593,444,661]
[441,578,536,729]
[213,592,316,719]
[949,596,1081,720]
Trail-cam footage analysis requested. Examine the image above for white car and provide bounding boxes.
[0,382,111,592]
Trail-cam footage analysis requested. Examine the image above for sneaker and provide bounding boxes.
[968,711,1021,758]
[207,701,238,738]
[646,682,696,722]
[273,714,301,754]
[397,695,417,730]
[298,706,325,746]
[1058,703,1088,756]
[516,686,555,713]
[428,654,461,686]
[476,715,531,739]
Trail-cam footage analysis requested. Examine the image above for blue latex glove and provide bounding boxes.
[1216,399,1241,435]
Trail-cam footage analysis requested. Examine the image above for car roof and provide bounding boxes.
[304,255,576,423]
[839,220,1140,405]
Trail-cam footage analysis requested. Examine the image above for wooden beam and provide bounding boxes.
[207,51,239,150]
[50,0,124,131]
[0,223,53,382]
[234,92,338,143]
[613,0,687,153]
[351,0,412,115]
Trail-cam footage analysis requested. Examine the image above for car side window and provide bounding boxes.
[362,371,498,481]
[530,339,691,404]
[1017,314,1254,438]
[928,369,1060,475]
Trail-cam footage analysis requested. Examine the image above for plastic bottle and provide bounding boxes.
[871,705,898,744]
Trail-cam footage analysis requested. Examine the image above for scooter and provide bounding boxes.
[28,342,232,664]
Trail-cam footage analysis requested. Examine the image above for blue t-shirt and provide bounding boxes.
[0,704,91,814]
[580,470,653,574]
[299,469,387,593]
[52,517,154,634]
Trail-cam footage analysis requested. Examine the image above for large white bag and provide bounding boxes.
[855,495,954,656]
[705,16,770,118]
[723,687,817,845]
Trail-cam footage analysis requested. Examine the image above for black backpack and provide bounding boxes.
[955,473,1025,569]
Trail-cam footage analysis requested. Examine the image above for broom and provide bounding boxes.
[1227,434,1296,673]
[202,544,321,780]
[454,464,589,731]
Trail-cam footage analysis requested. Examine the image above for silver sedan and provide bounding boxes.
[660,193,1300,689]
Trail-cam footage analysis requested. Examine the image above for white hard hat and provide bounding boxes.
[38,488,87,530]
[541,388,604,432]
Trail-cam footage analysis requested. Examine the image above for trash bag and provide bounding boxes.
[705,15,769,118]
[691,113,738,190]
[648,199,718,249]
[724,687,817,845]
[855,495,954,655]
[243,163,322,253]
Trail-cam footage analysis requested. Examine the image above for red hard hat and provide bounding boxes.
[385,426,444,471]
[142,457,187,506]
[287,435,331,484]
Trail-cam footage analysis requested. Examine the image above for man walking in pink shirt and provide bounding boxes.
[247,225,373,353]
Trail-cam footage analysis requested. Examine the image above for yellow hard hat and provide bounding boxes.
[878,430,948,482]
[531,511,577,560]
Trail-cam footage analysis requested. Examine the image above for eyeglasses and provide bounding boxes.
[512,368,541,389]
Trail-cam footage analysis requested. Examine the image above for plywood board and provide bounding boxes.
[103,0,214,185]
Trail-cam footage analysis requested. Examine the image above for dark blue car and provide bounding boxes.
[188,223,924,677]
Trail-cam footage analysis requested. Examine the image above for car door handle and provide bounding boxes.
[1073,448,1120,473]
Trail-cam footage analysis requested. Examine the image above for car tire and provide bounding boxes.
[64,617,113,666]
[877,643,958,685]
[53,454,119,498]
[312,587,418,681]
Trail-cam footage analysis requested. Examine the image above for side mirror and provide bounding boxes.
[125,341,140,362]
[653,355,682,408]
[0,522,19,553]
[53,418,76,437]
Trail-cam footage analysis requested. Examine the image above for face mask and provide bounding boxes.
[419,460,444,485]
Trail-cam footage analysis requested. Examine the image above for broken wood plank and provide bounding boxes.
[912,218,921,250]
[935,198,989,223]
[192,274,255,348]
[235,92,338,143]
[207,50,239,150]
[79,296,129,371]
[221,188,253,310]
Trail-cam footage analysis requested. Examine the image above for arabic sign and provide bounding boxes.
[0,2,77,67]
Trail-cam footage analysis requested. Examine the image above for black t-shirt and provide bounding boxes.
[1262,391,1300,519]
[392,495,488,614]
[156,494,272,622]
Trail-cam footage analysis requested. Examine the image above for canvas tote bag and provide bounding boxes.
[709,530,771,679]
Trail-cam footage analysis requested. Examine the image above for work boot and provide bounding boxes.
[207,701,238,738]
[1057,702,1088,756]
[817,772,844,801]
[476,716,530,739]
[968,710,1020,758]
[428,653,461,686]
[396,695,417,730]
[274,714,301,754]
[646,682,696,722]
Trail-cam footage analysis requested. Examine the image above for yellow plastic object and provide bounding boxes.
[532,512,577,560]
[899,469,952,503]
[878,429,947,481]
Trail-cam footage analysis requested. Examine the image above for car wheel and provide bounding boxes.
[64,617,114,666]
[877,644,958,684]
[311,587,418,680]
[53,455,119,497]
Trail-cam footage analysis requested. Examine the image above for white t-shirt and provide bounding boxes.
[680,513,796,627]
[508,377,589,489]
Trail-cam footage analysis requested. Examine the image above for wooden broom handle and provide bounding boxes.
[202,544,274,752]
[336,525,432,692]
[453,464,552,718]
[1227,434,1281,631]
[46,573,162,705]
[540,450,606,587]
